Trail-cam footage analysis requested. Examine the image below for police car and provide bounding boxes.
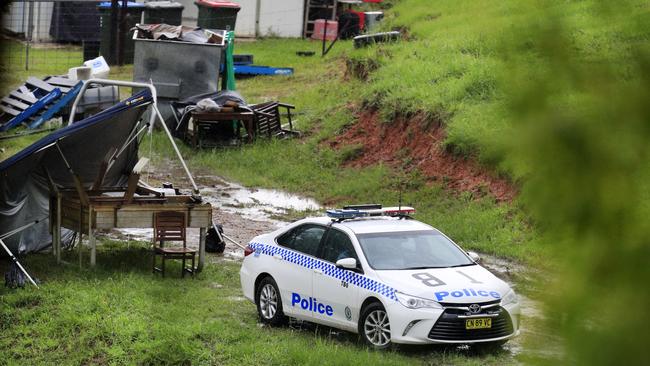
[239,205,520,349]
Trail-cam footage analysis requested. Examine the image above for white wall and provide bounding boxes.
[3,1,54,42]
[190,0,305,38]
[234,0,256,37]
[176,0,198,26]
[257,0,303,38]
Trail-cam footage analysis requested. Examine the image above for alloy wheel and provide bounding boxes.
[363,309,391,347]
[259,283,278,319]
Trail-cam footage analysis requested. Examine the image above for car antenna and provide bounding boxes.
[398,173,404,212]
[398,185,402,211]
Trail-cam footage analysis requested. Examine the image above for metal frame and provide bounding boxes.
[68,79,199,194]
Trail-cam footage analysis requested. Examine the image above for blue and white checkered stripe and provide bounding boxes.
[249,242,397,301]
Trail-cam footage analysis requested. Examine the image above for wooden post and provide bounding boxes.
[89,205,96,267]
[198,227,206,272]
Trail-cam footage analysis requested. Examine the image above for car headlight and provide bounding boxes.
[395,291,442,309]
[501,289,518,306]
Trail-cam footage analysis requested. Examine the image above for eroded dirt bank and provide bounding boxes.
[326,110,517,202]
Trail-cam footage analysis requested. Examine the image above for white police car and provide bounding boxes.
[239,205,520,349]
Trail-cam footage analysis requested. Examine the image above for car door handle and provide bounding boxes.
[313,268,323,275]
[273,254,283,260]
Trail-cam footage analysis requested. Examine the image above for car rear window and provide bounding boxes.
[276,224,326,257]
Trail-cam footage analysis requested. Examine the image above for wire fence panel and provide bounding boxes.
[1,0,163,71]
[2,0,309,73]
[2,0,103,71]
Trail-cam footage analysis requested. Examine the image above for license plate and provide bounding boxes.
[465,318,492,329]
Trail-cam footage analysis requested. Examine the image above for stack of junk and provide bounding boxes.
[0,56,119,133]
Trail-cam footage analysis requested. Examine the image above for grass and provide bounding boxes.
[0,243,550,366]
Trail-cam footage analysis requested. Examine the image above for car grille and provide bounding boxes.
[438,299,501,308]
[428,306,514,341]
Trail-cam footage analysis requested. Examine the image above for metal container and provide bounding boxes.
[132,28,226,125]
[364,11,384,32]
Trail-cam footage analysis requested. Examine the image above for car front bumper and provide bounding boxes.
[386,300,521,345]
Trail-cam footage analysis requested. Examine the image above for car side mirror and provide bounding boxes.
[467,251,481,263]
[336,258,358,271]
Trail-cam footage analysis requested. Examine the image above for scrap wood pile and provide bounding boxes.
[170,90,298,148]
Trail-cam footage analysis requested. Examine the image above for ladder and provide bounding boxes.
[303,0,338,38]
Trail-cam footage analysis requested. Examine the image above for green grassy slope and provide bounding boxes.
[352,0,649,173]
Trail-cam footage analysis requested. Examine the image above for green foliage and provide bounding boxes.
[498,2,650,364]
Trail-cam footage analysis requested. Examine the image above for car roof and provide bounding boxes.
[304,216,436,235]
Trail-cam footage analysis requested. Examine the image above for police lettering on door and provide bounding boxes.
[292,293,333,316]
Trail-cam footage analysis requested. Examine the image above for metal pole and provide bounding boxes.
[26,0,34,70]
[152,104,199,194]
[0,238,39,288]
[110,0,119,65]
[322,19,327,56]
[254,0,261,38]
[68,79,200,194]
[222,233,246,250]
[0,219,45,240]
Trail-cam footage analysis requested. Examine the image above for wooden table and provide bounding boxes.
[50,189,212,271]
[187,111,255,148]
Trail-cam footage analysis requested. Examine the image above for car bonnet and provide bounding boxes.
[373,265,511,304]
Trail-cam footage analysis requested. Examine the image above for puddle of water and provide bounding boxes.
[200,179,321,226]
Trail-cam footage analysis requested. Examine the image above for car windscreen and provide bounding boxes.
[356,230,474,270]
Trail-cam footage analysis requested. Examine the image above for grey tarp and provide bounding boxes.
[0,90,152,254]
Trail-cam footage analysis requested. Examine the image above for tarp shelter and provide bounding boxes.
[0,90,152,254]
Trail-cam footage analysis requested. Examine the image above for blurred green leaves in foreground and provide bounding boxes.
[501,1,650,364]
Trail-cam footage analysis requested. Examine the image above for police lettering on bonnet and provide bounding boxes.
[434,288,501,302]
[240,205,521,349]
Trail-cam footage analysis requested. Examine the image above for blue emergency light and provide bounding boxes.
[326,209,370,219]
[326,205,416,220]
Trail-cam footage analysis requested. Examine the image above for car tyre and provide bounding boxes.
[359,302,392,349]
[256,276,287,326]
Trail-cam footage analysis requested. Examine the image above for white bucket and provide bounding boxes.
[68,66,92,81]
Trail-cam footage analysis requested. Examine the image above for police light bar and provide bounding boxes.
[326,205,416,220]
[326,209,370,219]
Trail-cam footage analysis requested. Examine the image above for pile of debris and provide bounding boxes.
[0,56,118,134]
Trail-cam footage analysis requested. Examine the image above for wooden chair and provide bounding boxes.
[250,101,298,139]
[152,211,196,278]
